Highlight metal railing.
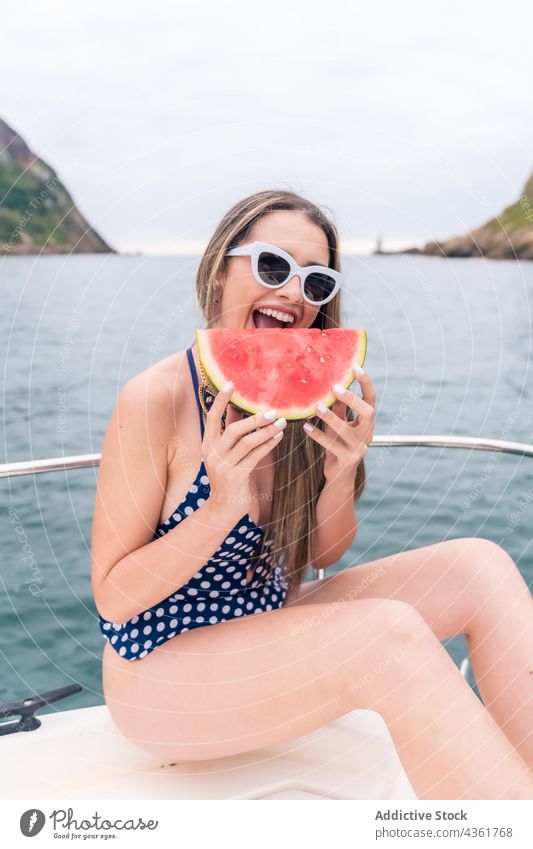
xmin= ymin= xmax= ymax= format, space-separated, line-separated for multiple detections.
xmin=2 ymin=434 xmax=532 ymax=681
xmin=2 ymin=435 xmax=532 ymax=482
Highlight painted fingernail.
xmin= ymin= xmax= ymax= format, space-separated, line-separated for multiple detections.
xmin=263 ymin=409 xmax=277 ymax=419
xmin=332 ymin=384 xmax=345 ymax=394
xmin=303 ymin=422 xmax=314 ymax=432
xmin=316 ymin=401 xmax=328 ymax=412
xmin=223 ymin=380 xmax=234 ymax=391
xmin=354 ymin=364 xmax=365 ymax=375
xmin=272 ymin=430 xmax=284 ymax=439
xmin=274 ymin=417 xmax=286 ymax=427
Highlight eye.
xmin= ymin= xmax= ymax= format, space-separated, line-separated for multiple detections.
xmin=257 ymin=251 xmax=290 ymax=285
xmin=303 ymin=272 xmax=337 ymax=303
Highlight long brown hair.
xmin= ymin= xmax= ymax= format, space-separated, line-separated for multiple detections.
xmin=195 ymin=189 xmax=366 ymax=602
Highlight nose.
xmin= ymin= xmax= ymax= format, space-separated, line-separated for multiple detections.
xmin=281 ymin=273 xmax=303 ymax=303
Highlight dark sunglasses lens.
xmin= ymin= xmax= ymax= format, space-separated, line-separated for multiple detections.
xmin=257 ymin=251 xmax=291 ymax=286
xmin=304 ymin=272 xmax=337 ymax=303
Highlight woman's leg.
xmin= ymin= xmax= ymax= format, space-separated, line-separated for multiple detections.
xmin=102 ymin=595 xmax=533 ymax=799
xmin=290 ymin=536 xmax=533 ymax=769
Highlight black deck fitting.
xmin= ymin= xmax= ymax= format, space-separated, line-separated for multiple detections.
xmin=0 ymin=683 xmax=83 ymax=736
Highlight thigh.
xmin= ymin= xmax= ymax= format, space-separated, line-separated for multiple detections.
xmin=291 ymin=537 xmax=497 ymax=641
xmin=102 ymin=595 xmax=430 ymax=762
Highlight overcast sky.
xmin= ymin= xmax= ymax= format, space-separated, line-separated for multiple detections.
xmin=2 ymin=0 xmax=532 ymax=254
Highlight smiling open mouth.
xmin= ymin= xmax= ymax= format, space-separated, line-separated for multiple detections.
xmin=251 ymin=307 xmax=295 ymax=328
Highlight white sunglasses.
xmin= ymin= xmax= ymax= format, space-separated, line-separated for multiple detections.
xmin=225 ymin=240 xmax=343 ymax=305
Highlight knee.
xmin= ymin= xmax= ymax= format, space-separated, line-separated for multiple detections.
xmin=447 ymin=537 xmax=517 ymax=583
xmin=366 ymin=598 xmax=436 ymax=652
xmin=343 ymin=600 xmax=438 ymax=702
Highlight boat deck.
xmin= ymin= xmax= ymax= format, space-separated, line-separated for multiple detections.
xmin=4 ymin=434 xmax=532 ymax=800
xmin=1 ymin=705 xmax=416 ymax=800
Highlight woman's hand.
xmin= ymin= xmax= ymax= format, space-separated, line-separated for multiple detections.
xmin=302 ymin=364 xmax=376 ymax=483
xmin=203 ymin=382 xmax=287 ymax=522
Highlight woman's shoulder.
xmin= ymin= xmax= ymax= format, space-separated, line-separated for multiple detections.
xmin=126 ymin=349 xmax=187 ymax=392
xmin=120 ymin=350 xmax=189 ymax=436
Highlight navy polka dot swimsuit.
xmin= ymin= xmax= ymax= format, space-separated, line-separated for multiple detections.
xmin=98 ymin=345 xmax=289 ymax=661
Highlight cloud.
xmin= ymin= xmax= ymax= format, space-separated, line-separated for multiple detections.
xmin=2 ymin=0 xmax=532 ymax=253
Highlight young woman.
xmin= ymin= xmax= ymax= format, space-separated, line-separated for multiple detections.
xmin=91 ymin=189 xmax=533 ymax=800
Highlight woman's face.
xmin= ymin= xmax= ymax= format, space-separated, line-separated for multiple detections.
xmin=215 ymin=210 xmax=331 ymax=330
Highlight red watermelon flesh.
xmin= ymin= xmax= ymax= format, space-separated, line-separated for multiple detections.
xmin=196 ymin=328 xmax=367 ymax=420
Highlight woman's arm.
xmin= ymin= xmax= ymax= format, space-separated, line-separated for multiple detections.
xmin=91 ymin=374 xmax=242 ymax=623
xmin=97 ymin=498 xmax=241 ymax=622
xmin=312 ymin=472 xmax=358 ymax=570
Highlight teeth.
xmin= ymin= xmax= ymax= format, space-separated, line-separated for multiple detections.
xmin=256 ymin=307 xmax=295 ymax=324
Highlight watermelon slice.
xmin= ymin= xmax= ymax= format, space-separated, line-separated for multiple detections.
xmin=196 ymin=327 xmax=367 ymax=420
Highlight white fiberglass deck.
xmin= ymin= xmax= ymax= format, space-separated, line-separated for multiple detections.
xmin=1 ymin=704 xmax=416 ymax=800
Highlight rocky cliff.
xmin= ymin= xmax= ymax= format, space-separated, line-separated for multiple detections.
xmin=0 ymin=118 xmax=114 ymax=255
xmin=401 ymin=170 xmax=533 ymax=260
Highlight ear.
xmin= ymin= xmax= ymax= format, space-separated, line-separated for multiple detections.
xmin=214 ymin=276 xmax=226 ymax=295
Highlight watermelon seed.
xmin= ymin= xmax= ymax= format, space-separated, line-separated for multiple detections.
xmin=319 ymin=357 xmax=325 ymax=363
xmin=301 ymin=378 xmax=307 ymax=383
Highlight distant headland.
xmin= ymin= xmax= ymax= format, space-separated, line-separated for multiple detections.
xmin=0 ymin=117 xmax=114 ymax=255
xmin=378 ymin=169 xmax=533 ymax=261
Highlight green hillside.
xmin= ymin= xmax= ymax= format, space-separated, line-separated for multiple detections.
xmin=484 ymin=174 xmax=533 ymax=231
xmin=0 ymin=118 xmax=113 ymax=254
xmin=402 ymin=168 xmax=533 ymax=260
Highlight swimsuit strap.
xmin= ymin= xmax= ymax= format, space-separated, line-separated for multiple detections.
xmin=186 ymin=346 xmax=205 ymax=439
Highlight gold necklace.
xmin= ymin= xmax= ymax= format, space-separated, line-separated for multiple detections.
xmin=197 ymin=355 xmax=227 ymax=432
xmin=197 ymin=357 xmax=215 ymax=415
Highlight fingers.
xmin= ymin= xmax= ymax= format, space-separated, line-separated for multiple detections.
xmin=317 ymin=391 xmax=373 ymax=435
xmin=204 ymin=381 xmax=287 ymax=465
xmin=221 ymin=405 xmax=284 ymax=451
xmin=204 ymin=379 xmax=235 ymax=446
xmin=331 ymin=398 xmax=348 ymax=421
xmin=228 ymin=417 xmax=287 ymax=465
xmin=309 ymin=366 xmax=376 ymax=451
xmin=225 ymin=402 xmax=244 ymax=429
xmin=312 ymin=394 xmax=354 ymax=437
xmin=235 ymin=421 xmax=286 ymax=469
xmin=351 ymin=364 xmax=376 ymax=408
xmin=303 ymin=418 xmax=370 ymax=462
xmin=328 ymin=369 xmax=376 ymax=423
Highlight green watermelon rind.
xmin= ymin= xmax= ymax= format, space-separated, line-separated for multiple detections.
xmin=196 ymin=328 xmax=367 ymax=420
